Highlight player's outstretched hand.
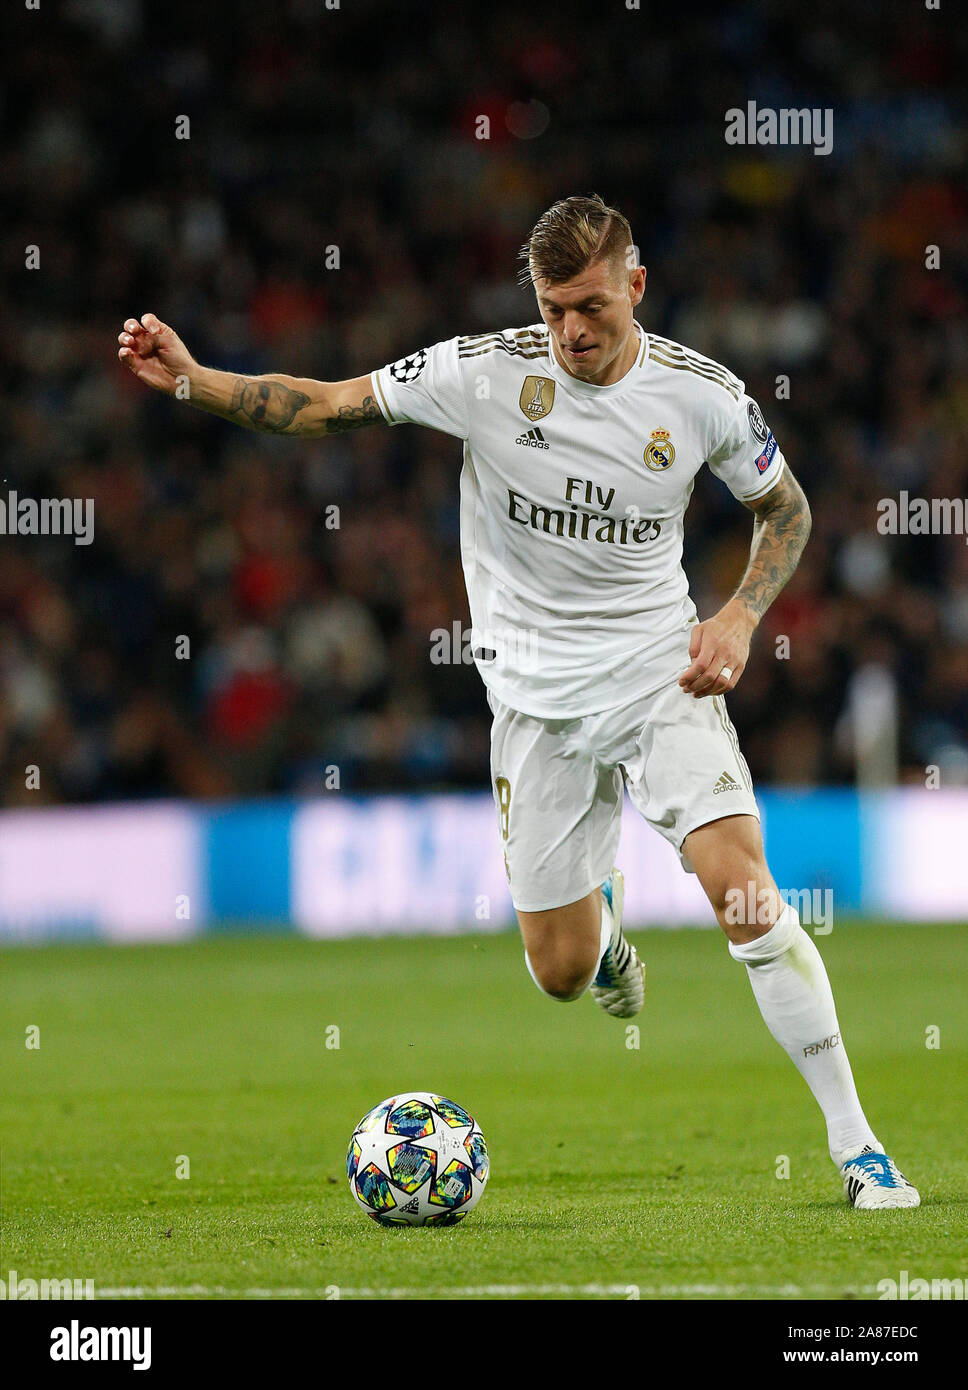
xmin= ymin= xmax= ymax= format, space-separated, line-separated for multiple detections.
xmin=117 ymin=314 xmax=195 ymax=394
xmin=678 ymin=599 xmax=756 ymax=698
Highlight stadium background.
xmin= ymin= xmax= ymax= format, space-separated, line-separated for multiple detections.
xmin=4 ymin=0 xmax=968 ymax=1312
xmin=2 ymin=0 xmax=967 ymax=935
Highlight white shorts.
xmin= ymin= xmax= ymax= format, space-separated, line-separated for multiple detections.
xmin=488 ymin=677 xmax=760 ymax=912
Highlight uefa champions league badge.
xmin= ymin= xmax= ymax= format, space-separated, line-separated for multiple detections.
xmin=644 ymin=428 xmax=676 ymax=471
xmin=389 ymin=348 xmax=428 ymax=383
xmin=747 ymin=399 xmax=769 ymax=443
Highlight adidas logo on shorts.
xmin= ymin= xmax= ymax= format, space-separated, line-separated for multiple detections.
xmin=713 ymin=771 xmax=741 ymax=794
xmin=515 ymin=426 xmax=549 ymax=449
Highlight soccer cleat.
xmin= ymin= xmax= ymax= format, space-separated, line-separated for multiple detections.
xmin=840 ymin=1145 xmax=921 ymax=1210
xmin=590 ymin=868 xmax=645 ymax=1019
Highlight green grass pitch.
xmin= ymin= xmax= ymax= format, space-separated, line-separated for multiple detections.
xmin=2 ymin=923 xmax=966 ymax=1300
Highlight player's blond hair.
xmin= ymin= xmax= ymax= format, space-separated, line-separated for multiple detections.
xmin=519 ymin=194 xmax=634 ymax=287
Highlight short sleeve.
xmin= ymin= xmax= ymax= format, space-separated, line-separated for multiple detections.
xmin=707 ymin=394 xmax=786 ymax=502
xmin=371 ymin=337 xmax=469 ymax=441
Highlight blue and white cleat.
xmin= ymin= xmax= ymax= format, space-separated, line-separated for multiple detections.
xmin=590 ymin=868 xmax=645 ymax=1019
xmin=841 ymin=1145 xmax=921 ymax=1210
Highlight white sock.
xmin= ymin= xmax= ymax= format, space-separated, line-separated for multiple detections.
xmin=524 ymin=894 xmax=612 ymax=996
xmin=729 ymin=905 xmax=879 ymax=1165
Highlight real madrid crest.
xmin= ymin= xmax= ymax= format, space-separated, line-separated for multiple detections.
xmin=644 ymin=428 xmax=676 ymax=471
xmin=519 ymin=376 xmax=556 ymax=422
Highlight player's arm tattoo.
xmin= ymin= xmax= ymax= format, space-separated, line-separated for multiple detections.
xmin=322 ymin=396 xmax=384 ymax=434
xmin=734 ymin=467 xmax=812 ymax=623
xmin=228 ymin=377 xmax=312 ymax=434
xmin=225 ymin=377 xmax=385 ymax=436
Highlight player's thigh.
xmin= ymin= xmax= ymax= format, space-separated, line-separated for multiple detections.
xmin=622 ymin=683 xmax=761 ymax=882
xmin=488 ymin=695 xmax=622 ymax=916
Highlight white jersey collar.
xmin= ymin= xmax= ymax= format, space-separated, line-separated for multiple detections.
xmin=545 ymin=320 xmax=649 ymax=398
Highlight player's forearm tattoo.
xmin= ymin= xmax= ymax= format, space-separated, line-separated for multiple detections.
xmin=322 ymin=396 xmax=384 ymax=434
xmin=228 ymin=378 xmax=312 ymax=434
xmin=734 ymin=471 xmax=812 ymax=622
xmin=225 ymin=379 xmax=383 ymax=435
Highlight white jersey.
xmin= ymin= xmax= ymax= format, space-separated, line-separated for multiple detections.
xmin=371 ymin=323 xmax=786 ymax=719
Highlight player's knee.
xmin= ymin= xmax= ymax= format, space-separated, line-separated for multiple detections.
xmin=708 ymin=855 xmax=779 ymax=942
xmin=544 ymin=971 xmax=593 ymax=1002
xmin=688 ymin=827 xmax=775 ymax=939
xmin=529 ymin=950 xmax=597 ymax=1001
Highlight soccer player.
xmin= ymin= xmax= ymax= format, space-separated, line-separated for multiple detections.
xmin=118 ymin=194 xmax=918 ymax=1210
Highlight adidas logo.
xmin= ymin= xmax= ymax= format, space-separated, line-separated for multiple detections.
xmin=712 ymin=771 xmax=741 ymax=794
xmin=400 ymin=1196 xmax=420 ymax=1214
xmin=515 ymin=426 xmax=550 ymax=449
xmin=845 ymin=1150 xmax=884 ymax=1206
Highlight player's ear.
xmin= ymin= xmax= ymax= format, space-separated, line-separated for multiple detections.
xmin=629 ymin=265 xmax=646 ymax=307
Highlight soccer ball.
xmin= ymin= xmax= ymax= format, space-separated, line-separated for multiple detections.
xmin=346 ymin=1092 xmax=489 ymax=1226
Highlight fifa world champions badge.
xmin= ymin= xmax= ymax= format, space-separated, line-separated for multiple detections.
xmin=644 ymin=428 xmax=676 ymax=471
xmin=519 ymin=376 xmax=555 ymax=421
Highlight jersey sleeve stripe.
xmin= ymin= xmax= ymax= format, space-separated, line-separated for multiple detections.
xmin=460 ymin=326 xmax=547 ymax=343
xmin=648 ymin=335 xmax=743 ymax=395
xmin=458 ymin=327 xmax=548 ymax=358
xmin=740 ymin=457 xmax=786 ymax=500
xmin=457 ymin=343 xmax=548 ymax=361
xmin=459 ymin=331 xmax=509 ymax=350
xmin=371 ymin=369 xmax=396 ymax=423
xmin=648 ymin=347 xmax=742 ymax=400
xmin=649 ymin=339 xmax=742 ymax=391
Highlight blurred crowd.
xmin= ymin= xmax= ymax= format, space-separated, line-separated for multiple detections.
xmin=2 ymin=0 xmax=967 ymax=803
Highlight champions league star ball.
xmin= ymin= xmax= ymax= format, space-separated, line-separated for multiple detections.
xmin=346 ymin=1092 xmax=489 ymax=1226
